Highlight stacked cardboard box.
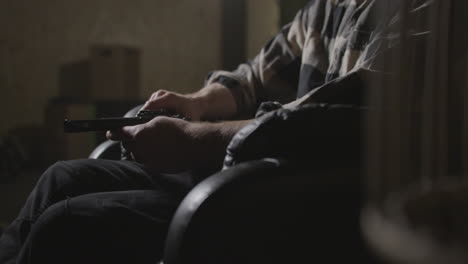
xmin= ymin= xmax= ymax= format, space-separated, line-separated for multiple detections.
xmin=90 ymin=45 xmax=140 ymax=101
xmin=45 ymin=44 xmax=141 ymax=162
xmin=59 ymin=45 xmax=140 ymax=101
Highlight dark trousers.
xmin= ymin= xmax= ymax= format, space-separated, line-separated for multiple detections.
xmin=0 ymin=159 xmax=196 ymax=264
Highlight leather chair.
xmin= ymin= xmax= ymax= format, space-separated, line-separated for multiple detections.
xmin=89 ymin=106 xmax=376 ymax=263
xmin=164 ymin=160 xmax=374 ymax=264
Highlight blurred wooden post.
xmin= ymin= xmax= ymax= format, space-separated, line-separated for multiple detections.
xmin=222 ymin=0 xmax=246 ymax=70
xmin=465 ymin=49 xmax=468 ymax=180
xmin=246 ymin=0 xmax=280 ymax=60
xmin=363 ymin=0 xmax=468 ymax=262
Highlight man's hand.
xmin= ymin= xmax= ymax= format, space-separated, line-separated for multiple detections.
xmin=107 ymin=117 xmax=197 ymax=173
xmin=106 ymin=83 xmax=247 ymax=173
xmin=141 ymin=90 xmax=204 ymax=121
xmin=141 ymin=83 xmax=238 ymax=121
xmin=107 ymin=116 xmax=251 ymax=173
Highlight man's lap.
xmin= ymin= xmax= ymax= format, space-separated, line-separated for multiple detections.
xmin=1 ymin=158 xmax=200 ymax=264
xmin=19 ymin=189 xmax=185 ymax=263
xmin=38 ymin=158 xmax=197 ymax=199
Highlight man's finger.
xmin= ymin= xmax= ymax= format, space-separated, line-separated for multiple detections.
xmin=150 ymin=90 xmax=167 ymax=100
xmin=142 ymin=93 xmax=176 ymax=111
xmin=142 ymin=91 xmax=170 ymax=110
xmin=120 ymin=125 xmax=141 ymax=138
xmin=106 ymin=129 xmax=123 ymax=141
xmin=106 ymin=125 xmax=139 ymax=141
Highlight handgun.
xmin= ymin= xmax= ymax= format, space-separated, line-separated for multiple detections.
xmin=64 ymin=110 xmax=187 ymax=133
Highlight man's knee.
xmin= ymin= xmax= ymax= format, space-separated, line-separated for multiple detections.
xmin=38 ymin=160 xmax=81 ymax=188
xmin=38 ymin=159 xmax=101 ymax=189
xmin=45 ymin=159 xmax=93 ymax=175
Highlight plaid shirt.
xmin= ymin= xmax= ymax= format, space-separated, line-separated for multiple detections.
xmin=206 ymin=0 xmax=408 ymax=118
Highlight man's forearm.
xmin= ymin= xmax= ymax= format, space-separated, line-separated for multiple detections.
xmin=188 ymin=83 xmax=238 ymax=121
xmin=187 ymin=119 xmax=252 ymax=171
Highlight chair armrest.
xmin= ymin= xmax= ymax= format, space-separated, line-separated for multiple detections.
xmin=88 ymin=140 xmax=120 ymax=160
xmin=164 ymin=159 xmax=281 ymax=264
xmin=163 ymin=159 xmax=368 ymax=264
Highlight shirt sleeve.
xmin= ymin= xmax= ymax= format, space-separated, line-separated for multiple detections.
xmin=205 ymin=4 xmax=311 ymax=118
xmin=286 ymin=0 xmax=413 ymax=109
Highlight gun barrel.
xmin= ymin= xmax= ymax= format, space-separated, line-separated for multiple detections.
xmin=64 ymin=117 xmax=151 ymax=133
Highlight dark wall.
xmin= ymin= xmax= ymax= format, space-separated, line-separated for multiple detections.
xmin=280 ymin=0 xmax=310 ymax=26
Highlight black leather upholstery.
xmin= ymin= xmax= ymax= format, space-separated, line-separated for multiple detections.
xmin=163 ymin=159 xmax=370 ymax=264
xmin=88 ymin=140 xmax=120 ymax=160
xmin=224 ymin=104 xmax=364 ymax=169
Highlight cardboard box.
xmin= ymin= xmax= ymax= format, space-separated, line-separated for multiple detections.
xmin=90 ymin=45 xmax=141 ymax=100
